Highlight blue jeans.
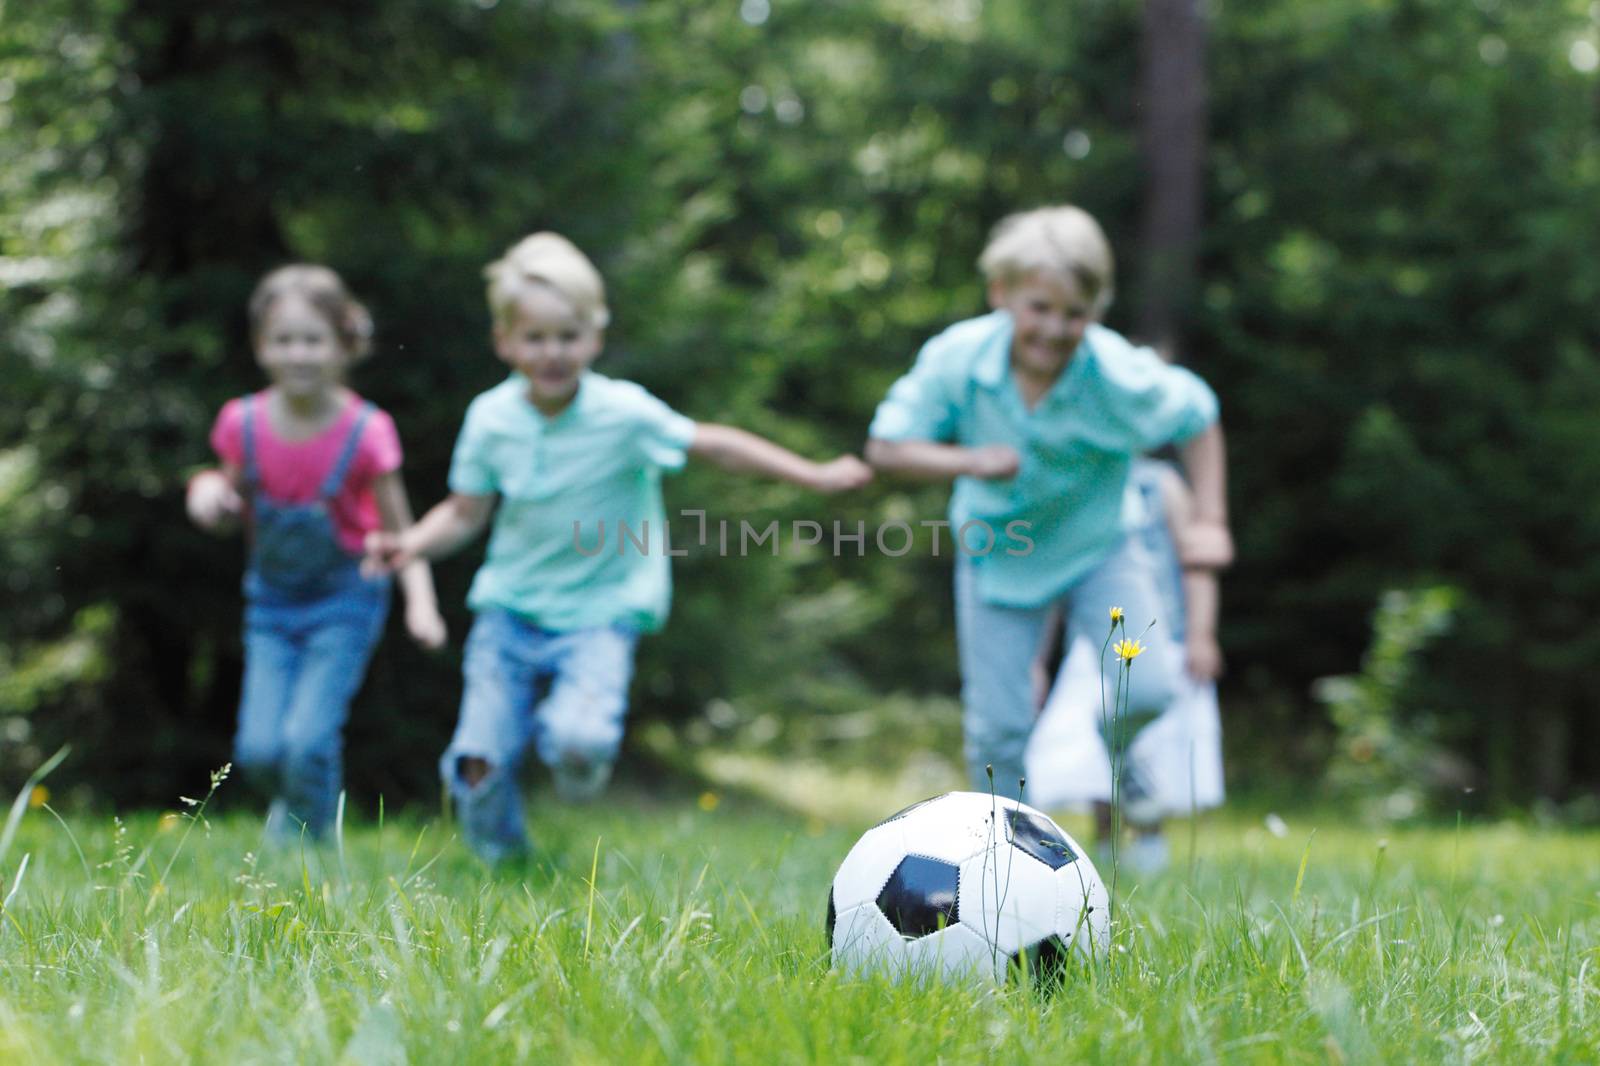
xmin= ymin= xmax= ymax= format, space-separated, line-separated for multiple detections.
xmin=234 ymin=563 xmax=390 ymax=837
xmin=441 ymin=609 xmax=638 ymax=862
xmin=955 ymin=535 xmax=1183 ymax=801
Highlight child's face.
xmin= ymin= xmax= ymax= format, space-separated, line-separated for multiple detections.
xmin=494 ymin=284 xmax=603 ymax=414
xmin=988 ymin=270 xmax=1094 ymax=381
xmin=255 ymin=293 xmax=352 ymax=400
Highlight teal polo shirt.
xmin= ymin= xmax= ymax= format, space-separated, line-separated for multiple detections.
xmin=448 ymin=371 xmax=697 ymax=632
xmin=868 ymin=312 xmax=1218 ymax=609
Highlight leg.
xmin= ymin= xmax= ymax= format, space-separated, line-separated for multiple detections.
xmin=441 ymin=611 xmax=541 ymax=862
xmin=233 ymin=606 xmax=301 ymax=802
xmin=1066 ymin=536 xmax=1185 ymax=863
xmin=1126 ymin=676 xmax=1225 ymax=817
xmin=1092 ymin=801 xmax=1114 ymax=844
xmin=1064 ymin=535 xmax=1185 ymax=730
xmin=954 ymin=560 xmax=1050 ymax=801
xmin=278 ymin=584 xmax=389 ymax=837
xmin=1025 ymin=635 xmax=1113 ymax=809
xmin=532 ymin=625 xmax=638 ymax=801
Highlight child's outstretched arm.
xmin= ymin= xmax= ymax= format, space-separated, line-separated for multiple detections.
xmin=365 ymin=492 xmax=496 ymax=573
xmin=186 ymin=466 xmax=244 ymax=533
xmin=689 ymin=424 xmax=873 ymax=493
xmin=1176 ymin=422 xmax=1233 ymax=570
xmin=864 ymin=438 xmax=1019 ymax=482
xmin=372 ymin=472 xmax=449 ymax=650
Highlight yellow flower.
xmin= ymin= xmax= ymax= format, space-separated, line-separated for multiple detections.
xmin=698 ymin=791 xmax=720 ymax=812
xmin=1112 ymin=638 xmax=1146 ymax=662
xmin=158 ymin=811 xmax=182 ymax=833
xmin=1109 ymin=606 xmax=1124 ymax=624
xmin=27 ymin=785 xmax=49 ymax=809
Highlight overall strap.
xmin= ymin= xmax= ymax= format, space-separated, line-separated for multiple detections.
xmin=319 ymin=401 xmax=377 ymax=499
xmin=240 ymin=395 xmax=262 ymax=489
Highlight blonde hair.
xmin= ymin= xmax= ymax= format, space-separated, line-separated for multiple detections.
xmin=248 ymin=264 xmax=374 ymax=359
xmin=978 ymin=205 xmax=1115 ymax=316
xmin=485 ymin=232 xmax=610 ymax=330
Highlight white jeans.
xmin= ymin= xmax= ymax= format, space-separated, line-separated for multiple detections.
xmin=954 ymin=536 xmax=1183 ymax=802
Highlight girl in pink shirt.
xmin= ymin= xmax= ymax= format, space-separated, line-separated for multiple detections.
xmin=185 ymin=264 xmax=445 ymax=838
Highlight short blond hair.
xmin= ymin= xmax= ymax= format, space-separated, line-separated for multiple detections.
xmin=978 ymin=205 xmax=1115 ymax=316
xmin=485 ymin=232 xmax=610 ymax=330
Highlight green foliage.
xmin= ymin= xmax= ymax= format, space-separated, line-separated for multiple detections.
xmin=5 ymin=0 xmax=1600 ymax=804
xmin=1316 ymin=586 xmax=1459 ymax=821
xmin=1 ymin=790 xmax=1599 ymax=1061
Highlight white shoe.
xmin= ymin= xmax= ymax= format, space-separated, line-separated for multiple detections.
xmin=553 ymin=758 xmax=613 ymax=802
xmin=264 ymin=797 xmax=293 ymax=839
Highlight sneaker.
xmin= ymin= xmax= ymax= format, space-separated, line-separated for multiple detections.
xmin=552 ymin=757 xmax=613 ymax=803
xmin=1125 ymin=832 xmax=1170 ymax=876
xmin=263 ymin=797 xmax=293 ymax=840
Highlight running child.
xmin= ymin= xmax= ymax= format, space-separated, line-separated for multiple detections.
xmin=366 ymin=232 xmax=871 ymax=863
xmin=865 ymin=204 xmax=1231 ymax=802
xmin=186 ymin=264 xmax=446 ymax=838
xmin=1025 ymin=458 xmax=1227 ymax=873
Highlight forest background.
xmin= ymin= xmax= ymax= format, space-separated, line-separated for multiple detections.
xmin=5 ymin=0 xmax=1600 ymax=818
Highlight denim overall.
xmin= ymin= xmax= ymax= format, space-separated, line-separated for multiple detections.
xmin=232 ymin=395 xmax=390 ymax=837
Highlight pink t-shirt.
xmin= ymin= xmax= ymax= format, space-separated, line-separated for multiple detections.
xmin=210 ymin=390 xmax=403 ymax=556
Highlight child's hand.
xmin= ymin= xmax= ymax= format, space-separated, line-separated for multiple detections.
xmin=186 ymin=470 xmax=242 ymax=532
xmin=809 ymin=455 xmax=874 ymax=494
xmin=1178 ymin=520 xmax=1234 ymax=570
xmin=362 ymin=530 xmax=412 ymax=577
xmin=965 ymin=445 xmax=1021 ymax=480
xmin=1185 ymin=630 xmax=1225 ymax=681
xmin=405 ymin=602 xmax=449 ymax=651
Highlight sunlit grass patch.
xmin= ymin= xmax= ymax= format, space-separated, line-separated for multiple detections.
xmin=0 ymin=784 xmax=1596 ymax=1063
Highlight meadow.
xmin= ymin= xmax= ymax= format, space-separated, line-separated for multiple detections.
xmin=0 ymin=772 xmax=1597 ymax=1065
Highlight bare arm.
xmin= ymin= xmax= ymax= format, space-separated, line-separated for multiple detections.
xmin=1158 ymin=464 xmax=1224 ymax=681
xmin=864 ymin=438 xmax=1019 ymax=482
xmin=1176 ymin=421 xmax=1233 ymax=569
xmin=372 ymin=471 xmax=447 ymax=650
xmin=1180 ymin=568 xmax=1223 ymax=681
xmin=690 ymin=423 xmax=872 ymax=493
xmin=367 ymin=491 xmax=496 ymax=572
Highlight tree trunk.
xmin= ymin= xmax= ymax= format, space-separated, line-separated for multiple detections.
xmin=1136 ymin=0 xmax=1208 ymax=355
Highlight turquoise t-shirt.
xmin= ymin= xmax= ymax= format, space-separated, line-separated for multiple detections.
xmin=868 ymin=312 xmax=1218 ymax=609
xmin=448 ymin=371 xmax=697 ymax=632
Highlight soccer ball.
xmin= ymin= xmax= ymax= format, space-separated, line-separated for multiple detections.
xmin=826 ymin=791 xmax=1109 ymax=985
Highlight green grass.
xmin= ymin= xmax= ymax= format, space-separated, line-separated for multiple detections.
xmin=1 ymin=781 xmax=1598 ymax=1064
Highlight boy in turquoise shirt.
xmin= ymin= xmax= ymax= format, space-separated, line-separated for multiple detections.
xmin=370 ymin=232 xmax=870 ymax=862
xmin=867 ymin=204 xmax=1231 ymax=800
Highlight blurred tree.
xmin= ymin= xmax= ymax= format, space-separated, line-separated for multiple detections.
xmin=5 ymin=0 xmax=1600 ymax=808
xmin=1136 ymin=0 xmax=1207 ymax=352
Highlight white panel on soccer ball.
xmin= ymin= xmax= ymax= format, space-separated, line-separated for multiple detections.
xmin=900 ymin=920 xmax=1007 ymax=985
xmin=896 ymin=793 xmax=996 ymax=866
xmin=831 ymin=902 xmax=908 ymax=978
xmin=829 ymin=821 xmax=907 ymax=912
xmin=1054 ymin=860 xmax=1111 ymax=958
xmin=1054 ymin=863 xmax=1110 ymax=959
xmin=955 ymin=848 xmax=1060 ymax=957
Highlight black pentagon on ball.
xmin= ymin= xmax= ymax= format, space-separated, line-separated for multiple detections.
xmin=1009 ymin=934 xmax=1073 ymax=989
xmin=826 ymin=887 xmax=837 ymax=950
xmin=876 ymin=854 xmax=960 ymax=937
xmin=1006 ymin=808 xmax=1077 ymax=870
